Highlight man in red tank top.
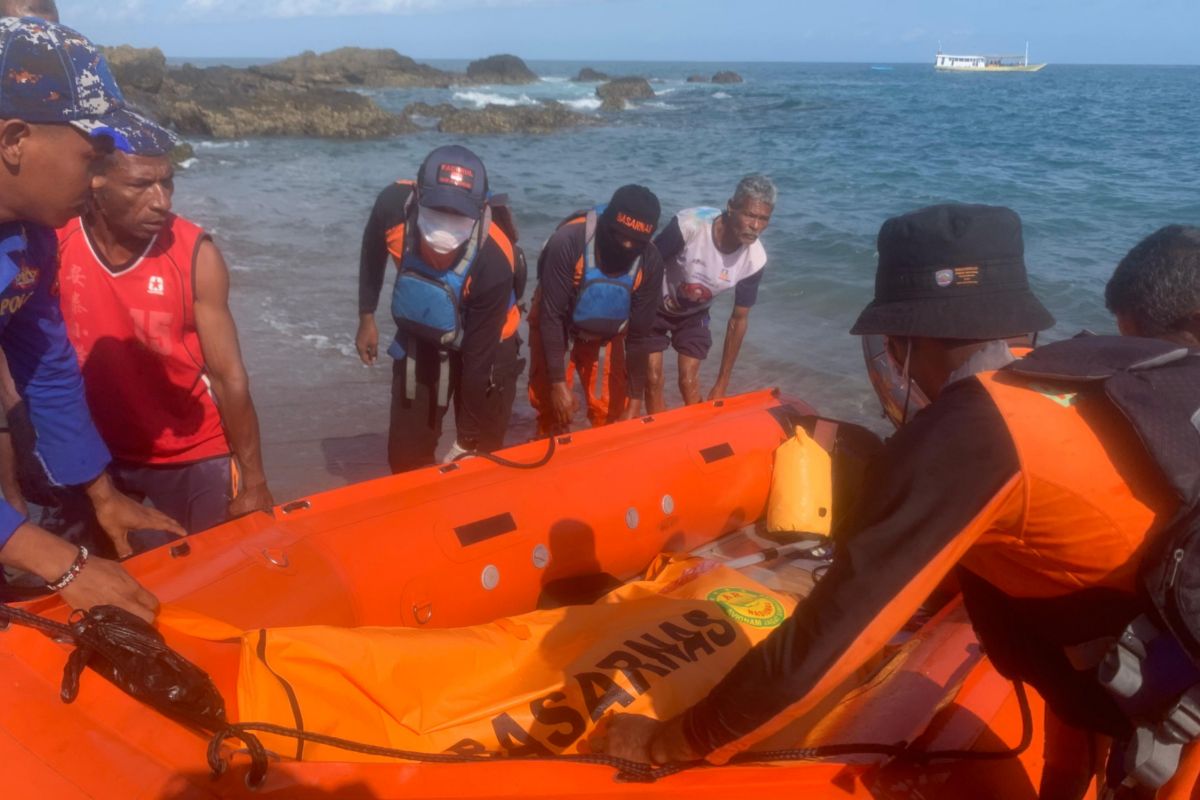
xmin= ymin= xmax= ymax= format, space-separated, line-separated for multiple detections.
xmin=53 ymin=132 xmax=273 ymax=550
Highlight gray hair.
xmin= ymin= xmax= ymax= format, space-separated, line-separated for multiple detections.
xmin=731 ymin=174 xmax=777 ymax=209
xmin=1105 ymin=225 xmax=1200 ymax=336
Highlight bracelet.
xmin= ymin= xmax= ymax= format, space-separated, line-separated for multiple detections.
xmin=45 ymin=545 xmax=89 ymax=592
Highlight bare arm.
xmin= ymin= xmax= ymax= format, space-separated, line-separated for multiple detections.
xmin=193 ymin=239 xmax=273 ymax=517
xmin=708 ymin=305 xmax=750 ymax=400
xmin=1 ymin=522 xmax=159 ymax=622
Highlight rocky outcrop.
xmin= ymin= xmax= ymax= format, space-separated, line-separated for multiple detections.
xmin=251 ymin=47 xmax=455 ymax=88
xmin=403 ymin=102 xmax=459 ymax=119
xmin=596 ymin=77 xmax=655 ymax=112
xmin=169 ymin=142 xmax=195 ymax=165
xmin=711 ymin=70 xmax=744 ymax=84
xmin=436 ymin=101 xmax=597 ymax=135
xmin=103 ymin=45 xmax=603 ymax=140
xmin=573 ymin=67 xmax=609 ymax=82
xmin=465 ymin=54 xmax=538 ymax=85
xmin=102 ymin=45 xmax=167 ymax=93
xmin=116 ymin=62 xmax=414 ymax=139
xmin=686 ymin=74 xmax=708 ymax=83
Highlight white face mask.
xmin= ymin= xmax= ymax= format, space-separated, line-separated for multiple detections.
xmin=417 ymin=207 xmax=476 ymax=254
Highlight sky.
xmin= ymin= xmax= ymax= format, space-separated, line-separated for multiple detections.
xmin=57 ymin=0 xmax=1200 ymax=64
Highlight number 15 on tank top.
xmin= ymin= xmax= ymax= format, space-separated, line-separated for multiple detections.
xmin=129 ymin=308 xmax=174 ymax=356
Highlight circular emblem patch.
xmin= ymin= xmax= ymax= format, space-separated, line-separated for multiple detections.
xmin=934 ymin=268 xmax=954 ymax=288
xmin=707 ymin=587 xmax=786 ymax=628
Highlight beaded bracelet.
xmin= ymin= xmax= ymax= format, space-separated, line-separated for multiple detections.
xmin=45 ymin=545 xmax=89 ymax=592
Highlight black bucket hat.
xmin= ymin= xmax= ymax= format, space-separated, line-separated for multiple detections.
xmin=850 ymin=203 xmax=1054 ymax=339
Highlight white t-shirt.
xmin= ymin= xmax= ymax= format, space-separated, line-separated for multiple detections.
xmin=660 ymin=207 xmax=767 ymax=317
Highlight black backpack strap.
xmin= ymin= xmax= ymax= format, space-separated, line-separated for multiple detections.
xmin=1003 ymin=334 xmax=1190 ymax=383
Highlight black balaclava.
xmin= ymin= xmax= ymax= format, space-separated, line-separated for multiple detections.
xmin=596 ymin=184 xmax=660 ymax=273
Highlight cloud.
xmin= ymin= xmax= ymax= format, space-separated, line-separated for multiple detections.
xmin=63 ymin=0 xmax=578 ymax=21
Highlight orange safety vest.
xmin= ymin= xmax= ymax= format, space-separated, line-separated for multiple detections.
xmin=964 ymin=370 xmax=1178 ymax=599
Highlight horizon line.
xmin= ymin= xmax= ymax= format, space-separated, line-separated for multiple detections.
xmin=159 ymin=54 xmax=1200 ymax=68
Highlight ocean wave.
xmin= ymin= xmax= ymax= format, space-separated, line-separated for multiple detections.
xmin=302 ymin=334 xmax=357 ymax=358
xmin=563 ymin=97 xmax=602 ymax=111
xmin=637 ymin=101 xmax=675 ymax=110
xmin=262 ymin=305 xmax=357 ymax=357
xmin=656 ymin=87 xmax=678 ymax=96
xmin=177 ymin=157 xmax=199 ymax=170
xmin=195 ymin=140 xmax=250 ymax=149
xmin=540 ymin=76 xmax=569 ymax=83
xmin=452 ymin=90 xmax=536 ymax=108
xmin=713 ymin=92 xmax=732 ymax=99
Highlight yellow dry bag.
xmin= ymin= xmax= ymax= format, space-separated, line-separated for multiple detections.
xmin=766 ymin=425 xmax=833 ymax=537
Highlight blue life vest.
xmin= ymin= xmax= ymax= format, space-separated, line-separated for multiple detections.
xmin=570 ymin=207 xmax=642 ymax=340
xmin=389 ymin=205 xmax=491 ymax=355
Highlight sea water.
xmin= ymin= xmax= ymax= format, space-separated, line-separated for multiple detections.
xmin=169 ymin=60 xmax=1200 ymax=499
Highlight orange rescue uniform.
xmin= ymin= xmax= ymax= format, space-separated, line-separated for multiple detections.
xmin=678 ymin=365 xmax=1183 ymax=796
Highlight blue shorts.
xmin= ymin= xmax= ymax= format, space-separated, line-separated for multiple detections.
xmin=645 ymin=310 xmax=713 ymax=360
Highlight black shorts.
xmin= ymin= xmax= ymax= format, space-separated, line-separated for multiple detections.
xmin=646 ymin=310 xmax=713 ymax=360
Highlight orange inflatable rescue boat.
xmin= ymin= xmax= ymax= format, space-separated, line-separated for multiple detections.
xmin=0 ymin=389 xmax=1101 ymax=798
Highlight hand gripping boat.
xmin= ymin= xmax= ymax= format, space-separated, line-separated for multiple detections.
xmin=1 ymin=389 xmax=1083 ymax=799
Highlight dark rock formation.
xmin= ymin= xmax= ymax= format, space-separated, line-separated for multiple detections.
xmin=437 ymin=101 xmax=597 ymax=135
xmin=169 ymin=142 xmax=195 ymax=165
xmin=102 ymin=45 xmax=167 ymax=93
xmin=115 ymin=61 xmax=414 ymax=140
xmin=403 ymin=102 xmax=459 ymax=119
xmin=573 ymin=67 xmax=609 ymax=82
xmin=686 ymin=74 xmax=708 ymax=83
xmin=103 ymin=45 xmax=601 ymax=140
xmin=465 ymin=54 xmax=538 ymax=85
xmin=595 ymin=77 xmax=655 ymax=112
xmin=711 ymin=71 xmax=744 ymax=84
xmin=252 ymin=47 xmax=455 ymax=88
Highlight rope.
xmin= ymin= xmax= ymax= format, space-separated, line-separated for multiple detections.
xmin=207 ymin=682 xmax=1033 ymax=787
xmin=469 ymin=434 xmax=557 ymax=470
xmin=207 ymin=722 xmax=691 ymax=787
xmin=0 ymin=602 xmax=75 ymax=640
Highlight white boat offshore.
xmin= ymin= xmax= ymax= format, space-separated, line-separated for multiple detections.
xmin=935 ymin=42 xmax=1046 ymax=72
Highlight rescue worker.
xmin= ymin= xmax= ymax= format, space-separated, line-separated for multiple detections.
xmin=356 ymin=145 xmax=522 ymax=472
xmin=51 ymin=124 xmax=273 ymax=551
xmin=1106 ymin=225 xmax=1200 ymax=347
xmin=645 ymin=175 xmax=775 ymax=412
xmin=0 ymin=0 xmax=58 ymax=513
xmin=0 ymin=18 xmax=185 ymax=620
xmin=593 ymin=204 xmax=1196 ymax=798
xmin=527 ymin=185 xmax=663 ymax=434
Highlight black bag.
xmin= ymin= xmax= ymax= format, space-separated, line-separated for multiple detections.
xmin=61 ymin=605 xmax=227 ymax=732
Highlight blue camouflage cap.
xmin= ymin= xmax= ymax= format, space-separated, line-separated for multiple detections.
xmin=0 ymin=17 xmax=177 ymax=155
